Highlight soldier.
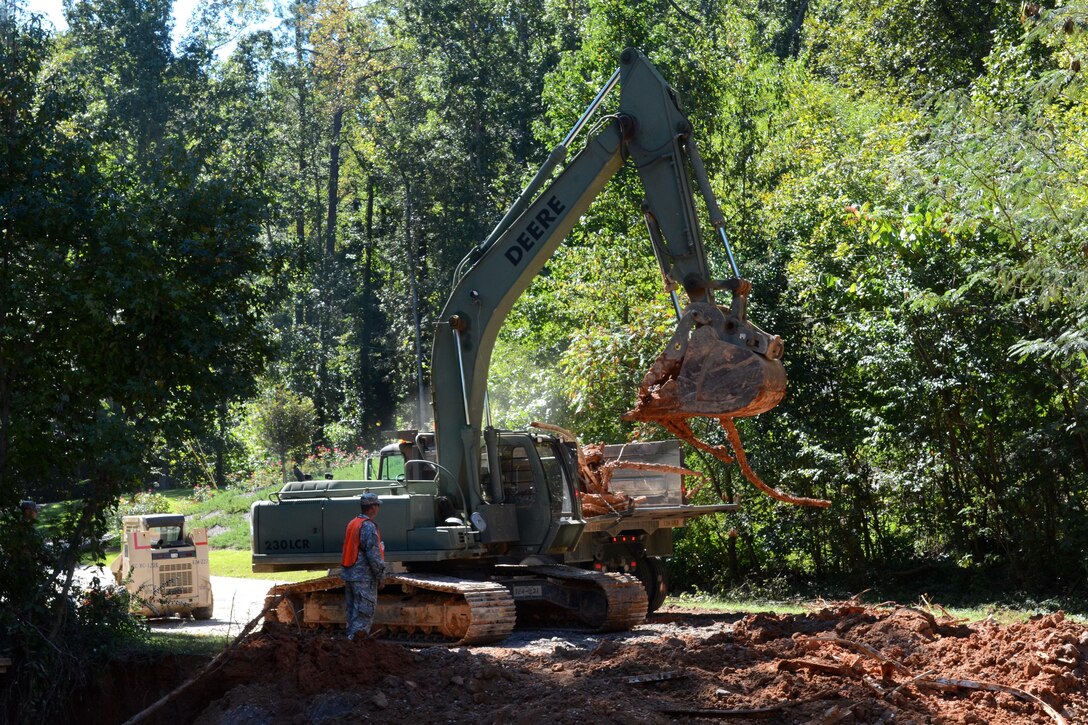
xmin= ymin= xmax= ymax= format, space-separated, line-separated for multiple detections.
xmin=19 ymin=500 xmax=39 ymax=523
xmin=340 ymin=492 xmax=385 ymax=640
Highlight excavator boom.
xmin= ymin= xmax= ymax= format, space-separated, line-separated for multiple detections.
xmin=432 ymin=49 xmax=787 ymax=515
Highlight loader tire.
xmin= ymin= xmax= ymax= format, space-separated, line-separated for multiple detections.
xmin=192 ymin=593 xmax=214 ymax=620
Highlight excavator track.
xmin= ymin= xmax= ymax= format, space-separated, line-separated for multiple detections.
xmin=500 ymin=565 xmax=649 ymax=632
xmin=264 ymin=574 xmax=516 ymax=646
xmin=264 ymin=566 xmax=647 ymax=646
xmin=378 ymin=573 xmax=516 ymax=646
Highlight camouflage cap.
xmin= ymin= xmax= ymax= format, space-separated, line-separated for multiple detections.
xmin=359 ymin=492 xmax=381 ymax=508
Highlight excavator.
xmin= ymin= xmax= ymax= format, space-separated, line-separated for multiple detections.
xmin=252 ymin=48 xmax=791 ymax=645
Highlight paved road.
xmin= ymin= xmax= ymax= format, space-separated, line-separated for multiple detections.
xmin=77 ymin=566 xmax=283 ymax=638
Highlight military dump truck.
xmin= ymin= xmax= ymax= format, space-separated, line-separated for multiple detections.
xmin=111 ymin=514 xmax=214 ymax=619
xmin=251 ymin=48 xmax=785 ymax=646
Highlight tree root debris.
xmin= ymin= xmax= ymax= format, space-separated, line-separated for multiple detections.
xmin=89 ymin=599 xmax=1088 ymax=725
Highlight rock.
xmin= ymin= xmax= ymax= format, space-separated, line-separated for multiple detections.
xmin=307 ymin=693 xmax=359 ymax=721
xmin=371 ymin=691 xmax=388 ymax=710
xmin=551 ymin=663 xmax=564 ymax=672
xmin=450 ymin=675 xmax=465 ymax=686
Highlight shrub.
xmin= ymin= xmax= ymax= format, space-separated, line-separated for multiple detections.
xmin=189 ymin=484 xmax=214 ymax=503
xmin=110 ymin=491 xmax=172 ymax=532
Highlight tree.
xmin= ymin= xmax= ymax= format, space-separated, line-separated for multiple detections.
xmin=0 ymin=3 xmax=278 ymax=718
xmin=250 ymin=385 xmax=317 ymax=481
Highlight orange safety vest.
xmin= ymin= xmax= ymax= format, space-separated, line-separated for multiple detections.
xmin=341 ymin=515 xmax=385 ymax=568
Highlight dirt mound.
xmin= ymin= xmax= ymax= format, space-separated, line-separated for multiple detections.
xmin=130 ymin=604 xmax=1088 ymax=724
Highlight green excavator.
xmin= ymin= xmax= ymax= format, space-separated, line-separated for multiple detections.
xmin=251 ymin=48 xmax=786 ymax=645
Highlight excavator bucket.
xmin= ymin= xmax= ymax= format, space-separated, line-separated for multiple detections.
xmin=626 ymin=291 xmax=830 ymax=508
xmin=625 ymin=295 xmax=786 ymax=424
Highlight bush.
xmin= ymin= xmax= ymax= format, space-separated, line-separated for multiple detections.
xmin=297 ymin=445 xmax=370 ymax=479
xmin=189 ymin=484 xmax=215 ymax=503
xmin=110 ymin=491 xmax=172 ymax=532
xmin=1 ymin=512 xmax=147 ymax=723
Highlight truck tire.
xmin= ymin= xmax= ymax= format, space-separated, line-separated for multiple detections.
xmin=645 ymin=557 xmax=668 ymax=613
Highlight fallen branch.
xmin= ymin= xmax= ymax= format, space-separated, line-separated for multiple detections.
xmin=920 ymin=594 xmax=967 ymax=625
xmin=797 ymin=635 xmax=1069 ymax=725
xmin=124 ymin=600 xmax=275 ymax=725
xmin=917 ymin=677 xmax=1069 ymax=725
xmin=884 ymin=668 xmax=934 ymax=701
xmin=777 ymin=658 xmax=854 ymax=677
xmin=799 ymin=635 xmax=911 ymax=675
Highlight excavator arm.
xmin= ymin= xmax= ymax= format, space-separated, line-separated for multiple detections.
xmin=431 ymin=48 xmax=793 ymax=513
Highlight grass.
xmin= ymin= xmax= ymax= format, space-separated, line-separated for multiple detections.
xmin=136 ymin=631 xmax=233 ymax=657
xmin=209 ymin=549 xmax=319 ymax=581
xmin=170 ymin=482 xmax=281 ymax=549
xmin=667 ymin=593 xmax=1088 ymax=624
xmin=332 ymin=461 xmax=370 ymax=479
xmin=669 ymin=594 xmax=807 ymax=616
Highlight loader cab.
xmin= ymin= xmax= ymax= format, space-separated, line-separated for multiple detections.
xmin=371 ymin=432 xmax=437 ymax=482
xmin=127 ymin=514 xmax=188 ymax=549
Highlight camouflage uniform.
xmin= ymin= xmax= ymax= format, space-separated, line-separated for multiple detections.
xmin=341 ymin=514 xmax=385 ymax=638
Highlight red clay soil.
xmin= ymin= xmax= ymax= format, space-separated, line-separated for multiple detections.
xmin=128 ymin=603 xmax=1088 ymax=724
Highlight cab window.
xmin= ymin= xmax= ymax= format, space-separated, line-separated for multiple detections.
xmin=500 ymin=445 xmax=534 ymax=503
xmin=380 ymin=453 xmax=405 ymax=480
xmin=151 ymin=525 xmax=184 ymax=548
xmin=535 ymin=442 xmax=570 ymax=514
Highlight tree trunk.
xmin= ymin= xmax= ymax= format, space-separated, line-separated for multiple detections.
xmin=214 ymin=403 xmax=226 ymax=488
xmin=404 ymin=178 xmax=427 ymax=428
xmin=294 ymin=12 xmax=308 ymax=269
xmin=325 ymin=106 xmax=342 ymax=257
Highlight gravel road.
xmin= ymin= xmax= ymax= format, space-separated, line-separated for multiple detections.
xmin=76 ymin=565 xmax=730 ymax=645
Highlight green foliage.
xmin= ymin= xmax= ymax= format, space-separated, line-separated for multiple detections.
xmin=110 ymin=491 xmax=173 ymax=532
xmin=245 ymin=384 xmax=317 ymax=481
xmin=0 ymin=4 xmax=278 ymax=719
xmin=804 ymin=0 xmax=1009 ymax=96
